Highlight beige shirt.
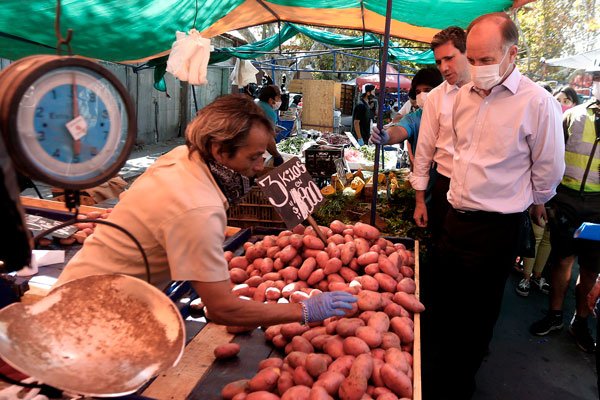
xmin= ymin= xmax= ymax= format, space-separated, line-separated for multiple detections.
xmin=55 ymin=146 xmax=231 ymax=291
xmin=409 ymin=80 xmax=459 ymax=190
xmin=448 ymin=67 xmax=565 ymax=213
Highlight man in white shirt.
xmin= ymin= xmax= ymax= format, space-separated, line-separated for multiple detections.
xmin=409 ymin=26 xmax=470 ymax=242
xmin=428 ymin=13 xmax=565 ymax=400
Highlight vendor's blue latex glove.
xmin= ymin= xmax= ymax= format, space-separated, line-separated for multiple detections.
xmin=273 ymin=155 xmax=284 ymax=166
xmin=370 ymin=125 xmax=389 ymax=145
xmin=357 ymin=138 xmax=365 ymax=146
xmin=301 ymin=291 xmax=357 ymax=323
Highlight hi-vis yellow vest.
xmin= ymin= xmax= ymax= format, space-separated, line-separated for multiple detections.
xmin=562 ymin=102 xmax=600 ymax=193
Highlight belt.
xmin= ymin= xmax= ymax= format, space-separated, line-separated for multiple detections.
xmin=451 ymin=208 xmax=522 ymax=219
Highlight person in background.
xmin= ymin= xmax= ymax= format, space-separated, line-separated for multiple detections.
xmin=515 ymin=213 xmax=552 ymax=296
xmin=256 ymin=85 xmax=285 ymax=166
xmin=289 ymin=94 xmax=303 ymax=135
xmin=554 ymin=85 xmax=581 ymax=113
xmin=369 ymin=67 xmax=443 ymax=167
xmin=54 ymin=94 xmax=356 ymax=328
xmin=429 ymin=13 xmax=564 ymax=399
xmin=530 ymin=68 xmax=600 ymax=354
xmin=352 ymin=84 xmax=375 ymax=145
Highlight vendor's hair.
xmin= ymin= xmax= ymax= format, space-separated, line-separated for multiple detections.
xmin=258 ymin=85 xmax=281 ymax=102
xmin=411 ymin=67 xmax=444 ymax=91
xmin=431 ymin=26 xmax=466 ymax=53
xmin=186 ymin=94 xmax=273 ymax=162
xmin=467 ymin=12 xmax=519 ymax=48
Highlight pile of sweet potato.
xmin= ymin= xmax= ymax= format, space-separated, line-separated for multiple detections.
xmin=219 ymin=221 xmax=422 ymax=400
xmin=37 ymin=209 xmax=112 ymax=247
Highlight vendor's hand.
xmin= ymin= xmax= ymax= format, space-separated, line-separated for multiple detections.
xmin=588 ymin=280 xmax=600 ymax=315
xmin=369 ymin=126 xmax=389 ymax=145
xmin=301 ymin=291 xmax=357 ymax=323
xmin=357 ymin=138 xmax=365 ymax=146
xmin=529 ymin=204 xmax=547 ymax=227
xmin=414 ymin=202 xmax=428 ymax=227
xmin=273 ymin=155 xmax=284 ymax=167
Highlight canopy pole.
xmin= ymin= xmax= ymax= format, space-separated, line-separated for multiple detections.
xmin=370 ymin=0 xmax=393 ymax=226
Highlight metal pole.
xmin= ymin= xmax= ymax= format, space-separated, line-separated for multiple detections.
xmin=371 ymin=0 xmax=393 ymax=226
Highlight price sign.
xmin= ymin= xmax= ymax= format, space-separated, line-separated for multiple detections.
xmin=257 ymin=157 xmax=326 ymax=229
xmin=25 ymin=214 xmax=77 ymax=239
xmin=334 ymin=158 xmax=348 ymax=186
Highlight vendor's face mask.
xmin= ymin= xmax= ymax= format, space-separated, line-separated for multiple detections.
xmin=208 ymin=161 xmax=254 ymax=205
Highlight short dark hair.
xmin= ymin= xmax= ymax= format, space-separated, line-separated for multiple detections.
xmin=553 ymin=86 xmax=581 ymax=105
xmin=411 ymin=67 xmax=444 ymax=92
xmin=431 ymin=26 xmax=466 ymax=53
xmin=363 ymin=84 xmax=376 ymax=95
xmin=467 ymin=12 xmax=519 ymax=48
xmin=186 ymin=94 xmax=273 ymax=162
xmin=258 ymin=85 xmax=281 ymax=102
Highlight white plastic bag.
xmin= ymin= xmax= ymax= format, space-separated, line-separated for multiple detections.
xmin=230 ymin=58 xmax=258 ymax=87
xmin=166 ymin=29 xmax=213 ymax=85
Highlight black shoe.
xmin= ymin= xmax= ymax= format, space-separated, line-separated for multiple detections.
xmin=530 ymin=313 xmax=563 ymax=336
xmin=569 ymin=318 xmax=596 ymax=353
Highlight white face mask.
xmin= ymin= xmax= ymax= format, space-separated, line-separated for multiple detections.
xmin=469 ymin=49 xmax=510 ymax=90
xmin=416 ymin=92 xmax=428 ymax=108
xmin=592 ymin=81 xmax=600 ymax=101
xmin=272 ymin=101 xmax=282 ymax=110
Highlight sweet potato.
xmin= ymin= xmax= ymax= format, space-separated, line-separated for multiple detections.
xmin=392 ymin=292 xmax=425 ymax=313
xmin=304 ymin=235 xmax=326 ymax=250
xmin=293 ymin=224 xmax=306 ymax=235
xmin=327 ymin=274 xmax=345 ymax=285
xmin=327 ymin=234 xmax=345 ymax=245
xmin=298 ymin=257 xmax=317 ymax=281
xmin=307 ymin=269 xmax=326 ymax=286
xmin=371 ymin=358 xmax=385 ymax=388
xmin=396 ymin=278 xmax=416 ymax=294
xmin=281 ymin=385 xmax=311 ymax=400
xmin=327 ymin=355 xmax=355 ymax=376
xmin=357 ymin=251 xmax=379 ymax=266
xmin=293 ymin=366 xmax=314 ymax=387
xmin=311 ymin=334 xmax=333 ymax=351
xmin=340 ymin=242 xmax=357 ymax=265
xmin=309 ymin=385 xmax=334 ymax=400
xmin=342 ymin=336 xmax=370 ymax=356
xmin=276 ymin=235 xmax=291 ymax=248
xmin=367 ymin=312 xmax=390 ymax=333
xmin=314 ymin=371 xmax=345 ymax=396
xmin=377 ymin=255 xmax=400 ymax=279
xmin=246 ymin=276 xmax=264 ymax=287
xmin=249 ymin=367 xmax=281 ymax=392
xmin=246 ymin=243 xmax=267 ymax=262
xmin=390 ymin=317 xmax=414 ymax=344
xmin=282 ymin=281 xmax=307 ymax=297
xmin=214 ymin=343 xmax=240 ymax=359
xmin=259 ymin=357 xmax=284 ymax=370
xmin=380 ymin=364 xmax=412 ymax=398
xmin=280 ymin=267 xmax=299 ymax=282
xmin=326 ymin=242 xmax=341 ymax=259
xmin=338 ymin=353 xmax=373 ymax=400
xmin=374 ymin=273 xmax=397 ymax=293
xmin=357 ymin=276 xmax=379 ymax=292
xmin=383 ymin=303 xmax=409 ymax=318
xmin=357 ymin=290 xmax=383 ymax=311
xmin=335 ymin=318 xmax=365 ymax=337
xmin=245 ymin=392 xmax=279 ymax=400
xmin=380 ymin=332 xmax=401 ymax=349
xmin=302 ymin=326 xmax=327 ymax=342
xmin=330 ymin=220 xmax=346 ymax=234
xmin=315 ymin=251 xmax=330 ymax=269
xmin=278 ymin=371 xmax=295 ymax=395
xmin=323 ymin=336 xmax=345 ymax=359
xmin=221 ymin=379 xmax=250 ymax=399
xmin=291 ymin=336 xmax=315 ymax=353
xmin=290 ymin=290 xmax=310 ymax=303
xmin=364 ymin=263 xmax=379 ymax=276
xmin=265 ymin=287 xmax=282 ymax=301
xmin=354 ymin=238 xmax=371 ymax=256
xmin=279 ymin=245 xmax=299 ymax=264
xmin=375 ymin=393 xmax=397 ymax=400
xmin=355 ymin=326 xmax=383 ymax=348
xmin=230 ymin=256 xmax=249 ymax=270
xmin=370 ymin=348 xmax=386 ymax=361
xmin=353 ymin=222 xmax=381 ymax=241
xmin=399 ymin=265 xmax=414 ymax=278
xmin=286 ymin=351 xmax=308 ymax=368
xmin=304 ymin=353 xmax=329 ymax=378
xmin=372 ymin=387 xmax=393 ymax=398
xmin=280 ymin=322 xmax=310 ymax=339
xmin=272 ymin=334 xmax=288 ymax=349
xmin=267 ymin=246 xmax=281 ymax=259
xmin=232 ymin=283 xmax=251 ymax=297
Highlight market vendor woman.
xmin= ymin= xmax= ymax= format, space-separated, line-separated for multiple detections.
xmin=54 ymin=94 xmax=356 ymax=326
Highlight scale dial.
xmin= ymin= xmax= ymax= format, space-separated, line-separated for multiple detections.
xmin=0 ymin=56 xmax=136 ymax=189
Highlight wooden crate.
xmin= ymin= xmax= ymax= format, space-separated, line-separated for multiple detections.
xmin=226 ymin=187 xmax=286 ymax=229
xmin=340 ymin=84 xmax=356 ymax=115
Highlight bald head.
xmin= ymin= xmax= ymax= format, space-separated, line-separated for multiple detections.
xmin=467 ymin=12 xmax=518 ymax=50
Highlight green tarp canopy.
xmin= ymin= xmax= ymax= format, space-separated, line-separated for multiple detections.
xmin=0 ymin=0 xmax=531 ymax=64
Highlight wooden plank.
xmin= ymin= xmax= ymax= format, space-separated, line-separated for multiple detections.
xmin=143 ymin=323 xmax=235 ymax=400
xmin=413 ymin=240 xmax=422 ymax=400
xmin=302 ymin=80 xmax=335 ymax=130
xmin=20 ymin=196 xmax=107 ymax=214
xmin=334 ymin=82 xmax=342 ymax=109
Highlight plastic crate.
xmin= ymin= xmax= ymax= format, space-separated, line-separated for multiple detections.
xmin=304 ymin=145 xmax=344 ymax=179
xmin=226 ymin=187 xmax=286 ymax=229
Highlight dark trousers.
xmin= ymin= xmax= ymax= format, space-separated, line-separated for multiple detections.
xmin=427 ymin=172 xmax=451 ymax=247
xmin=422 ymin=208 xmax=523 ymax=400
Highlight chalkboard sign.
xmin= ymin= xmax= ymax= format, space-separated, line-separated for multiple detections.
xmin=26 ymin=214 xmax=78 ymax=239
xmin=256 ymin=157 xmax=326 ymax=229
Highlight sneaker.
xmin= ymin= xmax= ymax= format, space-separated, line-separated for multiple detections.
xmin=516 ymin=278 xmax=531 ymax=297
xmin=531 ymin=276 xmax=550 ymax=295
xmin=530 ymin=313 xmax=564 ymax=336
xmin=569 ymin=318 xmax=596 ymax=353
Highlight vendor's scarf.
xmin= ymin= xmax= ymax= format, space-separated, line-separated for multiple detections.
xmin=208 ymin=161 xmax=254 ymax=205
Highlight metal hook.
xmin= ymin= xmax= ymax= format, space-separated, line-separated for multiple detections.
xmin=54 ymin=0 xmax=73 ymax=55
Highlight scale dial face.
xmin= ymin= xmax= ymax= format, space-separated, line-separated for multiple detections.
xmin=1 ymin=57 xmax=136 ymax=190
